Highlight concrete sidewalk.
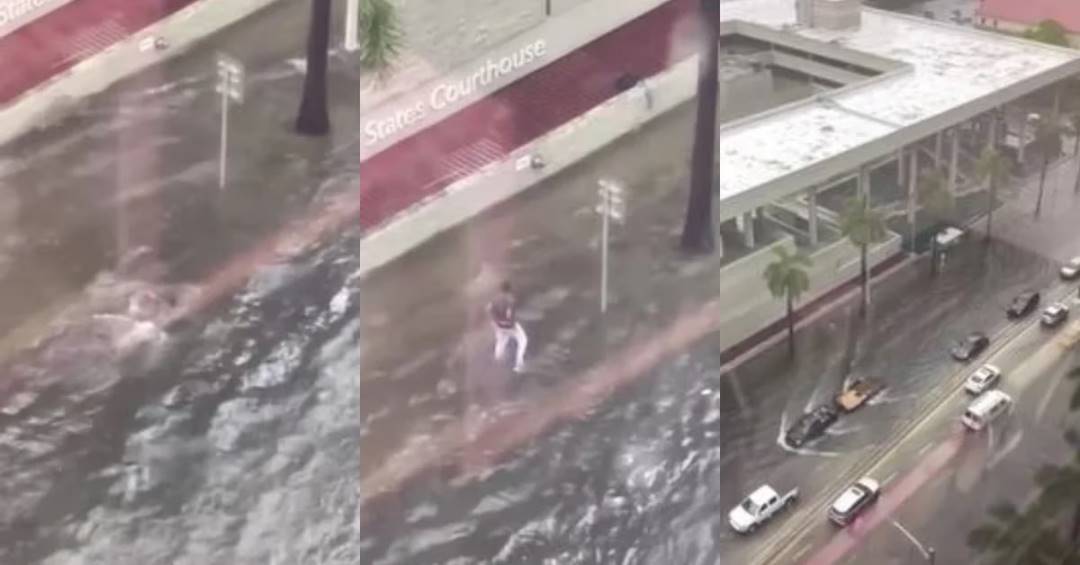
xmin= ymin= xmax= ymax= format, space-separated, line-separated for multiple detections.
xmin=0 ymin=0 xmax=283 ymax=147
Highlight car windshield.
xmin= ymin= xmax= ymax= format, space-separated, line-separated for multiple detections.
xmin=740 ymin=498 xmax=760 ymax=514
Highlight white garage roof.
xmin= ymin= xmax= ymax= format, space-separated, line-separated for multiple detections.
xmin=714 ymin=0 xmax=1080 ymax=216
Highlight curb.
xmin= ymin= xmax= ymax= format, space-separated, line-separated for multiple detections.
xmin=0 ymin=0 xmax=283 ymax=148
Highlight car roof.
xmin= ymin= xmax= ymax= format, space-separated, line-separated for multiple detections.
xmin=968 ymin=389 xmax=1011 ymax=412
xmin=749 ymin=486 xmax=777 ymax=505
xmin=1047 ymin=304 xmax=1066 ymax=313
xmin=832 ymin=485 xmax=868 ymax=513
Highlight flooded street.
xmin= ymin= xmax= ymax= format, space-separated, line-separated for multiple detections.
xmin=2 ymin=0 xmax=1078 ymax=563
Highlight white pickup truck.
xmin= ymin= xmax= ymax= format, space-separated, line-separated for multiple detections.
xmin=728 ymin=484 xmax=799 ymax=533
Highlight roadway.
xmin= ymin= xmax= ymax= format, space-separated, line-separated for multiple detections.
xmin=756 ymin=173 xmax=1080 ymax=565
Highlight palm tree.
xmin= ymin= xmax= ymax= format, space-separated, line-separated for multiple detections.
xmin=1033 ymin=119 xmax=1062 ymax=218
xmin=917 ymin=168 xmax=954 ymax=222
xmin=764 ymin=247 xmax=812 ymax=356
xmin=679 ymin=0 xmax=721 ymax=254
xmin=838 ymin=195 xmax=887 ymax=317
xmin=296 ymin=0 xmax=402 ymax=136
xmin=974 ymin=146 xmax=1011 ymax=242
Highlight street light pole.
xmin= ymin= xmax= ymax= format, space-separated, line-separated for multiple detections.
xmin=344 ymin=0 xmax=360 ymax=52
xmin=596 ymin=179 xmax=626 ymax=313
xmin=891 ymin=520 xmax=935 ymax=564
xmin=214 ymin=54 xmax=245 ymax=190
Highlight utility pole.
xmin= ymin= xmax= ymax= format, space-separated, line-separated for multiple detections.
xmin=595 ymin=179 xmax=626 ymax=313
xmin=215 ymin=54 xmax=245 ymax=189
xmin=344 ymin=0 xmax=360 ymax=52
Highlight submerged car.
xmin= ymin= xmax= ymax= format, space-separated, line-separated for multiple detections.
xmin=1061 ymin=257 xmax=1080 ymax=280
xmin=1006 ymin=290 xmax=1040 ymax=319
xmin=951 ymin=332 xmax=989 ymax=362
xmin=828 ymin=477 xmax=880 ymax=526
xmin=785 ymin=405 xmax=839 ymax=448
xmin=835 ymin=378 xmax=885 ymax=413
xmin=964 ymin=364 xmax=1001 ymax=395
xmin=1042 ymin=302 xmax=1070 ymax=328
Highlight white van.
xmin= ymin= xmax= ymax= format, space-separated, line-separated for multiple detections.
xmin=962 ymin=389 xmax=1012 ymax=431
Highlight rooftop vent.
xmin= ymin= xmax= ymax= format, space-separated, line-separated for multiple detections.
xmin=795 ymin=0 xmax=862 ymax=30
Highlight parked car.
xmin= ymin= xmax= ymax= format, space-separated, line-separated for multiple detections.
xmin=964 ymin=364 xmax=1001 ymax=395
xmin=1042 ymin=302 xmax=1070 ymax=328
xmin=835 ymin=378 xmax=885 ymax=413
xmin=828 ymin=477 xmax=880 ymax=527
xmin=1061 ymin=257 xmax=1080 ymax=280
xmin=785 ymin=405 xmax=839 ymax=448
xmin=729 ymin=484 xmax=799 ymax=533
xmin=951 ymin=332 xmax=990 ymax=362
xmin=1006 ymin=290 xmax=1040 ymax=319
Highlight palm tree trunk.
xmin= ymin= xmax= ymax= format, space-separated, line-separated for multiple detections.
xmin=295 ymin=0 xmax=332 ymax=136
xmin=1035 ymin=155 xmax=1048 ymax=218
xmin=787 ymin=293 xmax=795 ymax=357
xmin=986 ymin=178 xmax=996 ymax=242
xmin=679 ymin=0 xmax=720 ymax=254
xmin=859 ymin=243 xmax=869 ymax=316
xmin=1073 ymin=131 xmax=1079 ymax=156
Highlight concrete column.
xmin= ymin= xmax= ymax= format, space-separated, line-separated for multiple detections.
xmin=907 ymin=148 xmax=918 ymax=227
xmin=934 ymin=130 xmax=943 ymax=167
xmin=948 ymin=128 xmax=959 ymax=195
xmin=1053 ymin=83 xmax=1062 ymax=121
xmin=808 ymin=186 xmax=819 ymax=246
xmin=897 ymin=148 xmax=905 ymax=187
xmin=742 ymin=210 xmax=756 ymax=248
xmin=989 ymin=112 xmax=998 ymax=149
xmin=1018 ymin=112 xmax=1028 ymax=165
xmin=858 ymin=165 xmax=870 ymax=203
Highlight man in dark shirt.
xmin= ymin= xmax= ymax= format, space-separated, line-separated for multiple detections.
xmin=488 ymin=281 xmax=528 ymax=372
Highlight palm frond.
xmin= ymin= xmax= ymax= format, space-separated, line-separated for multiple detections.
xmin=359 ymin=0 xmax=404 ymax=77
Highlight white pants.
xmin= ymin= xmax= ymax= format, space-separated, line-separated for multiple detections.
xmin=493 ymin=322 xmax=527 ymax=369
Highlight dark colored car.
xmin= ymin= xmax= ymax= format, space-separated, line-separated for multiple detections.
xmin=1006 ymin=290 xmax=1040 ymax=319
xmin=785 ymin=405 xmax=839 ymax=448
xmin=951 ymin=332 xmax=990 ymax=362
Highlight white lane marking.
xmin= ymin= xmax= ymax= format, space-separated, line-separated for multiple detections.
xmin=1035 ymin=374 xmax=1064 ymax=423
xmin=790 ymin=543 xmax=812 ymax=562
xmin=987 ymin=429 xmax=1023 ymax=470
xmin=882 ymin=471 xmax=899 ymax=487
xmin=917 ymin=442 xmax=935 ymax=457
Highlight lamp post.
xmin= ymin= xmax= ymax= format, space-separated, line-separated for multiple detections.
xmin=344 ymin=0 xmax=360 ymax=52
xmin=891 ymin=520 xmax=935 ymax=564
xmin=214 ymin=54 xmax=245 ymax=190
xmin=595 ymin=179 xmax=626 ymax=313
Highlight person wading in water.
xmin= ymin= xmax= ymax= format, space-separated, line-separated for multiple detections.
xmin=487 ymin=281 xmax=528 ymax=372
